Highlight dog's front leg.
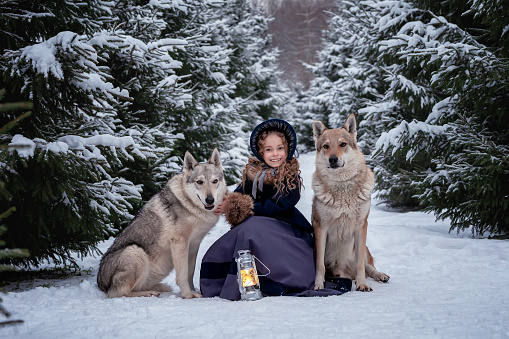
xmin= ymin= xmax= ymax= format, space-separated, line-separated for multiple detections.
xmin=187 ymin=238 xmax=202 ymax=292
xmin=171 ymin=236 xmax=202 ymax=299
xmin=354 ymin=217 xmax=372 ymax=292
xmin=313 ymin=222 xmax=327 ymax=290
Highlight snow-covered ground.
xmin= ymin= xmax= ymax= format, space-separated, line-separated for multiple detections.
xmin=1 ymin=152 xmax=508 ymax=338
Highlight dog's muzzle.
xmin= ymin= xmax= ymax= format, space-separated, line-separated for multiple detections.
xmin=198 ymin=195 xmax=215 ymax=210
xmin=328 ymin=156 xmax=344 ymax=169
xmin=204 ymin=197 xmax=215 ymax=210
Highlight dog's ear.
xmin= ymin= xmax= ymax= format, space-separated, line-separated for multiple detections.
xmin=208 ymin=148 xmax=223 ymax=171
xmin=343 ymin=114 xmax=357 ymax=139
xmin=183 ymin=151 xmax=198 ymax=172
xmin=312 ymin=121 xmax=327 ymax=150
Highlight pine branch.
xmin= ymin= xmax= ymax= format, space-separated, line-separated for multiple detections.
xmin=180 ymin=8 xmax=201 ymax=34
xmin=454 ymin=111 xmax=507 ymax=160
xmin=0 ymin=111 xmax=32 ymax=136
xmin=0 ymin=88 xmax=33 ymax=134
xmin=0 ymin=207 xmax=16 ymax=222
xmin=0 ymin=102 xmax=32 ymax=113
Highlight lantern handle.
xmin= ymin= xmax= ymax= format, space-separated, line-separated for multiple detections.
xmin=253 ymin=255 xmax=270 ymax=277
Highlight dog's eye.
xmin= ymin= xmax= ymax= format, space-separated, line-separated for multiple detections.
xmin=323 ymin=145 xmax=329 ymax=149
xmin=197 ymin=180 xmax=203 ymax=185
xmin=212 ymin=179 xmax=218 ymax=184
xmin=340 ymin=142 xmax=347 ymax=147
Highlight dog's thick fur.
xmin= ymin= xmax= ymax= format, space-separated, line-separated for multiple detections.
xmin=312 ymin=115 xmax=389 ymax=292
xmin=97 ymin=149 xmax=227 ymax=298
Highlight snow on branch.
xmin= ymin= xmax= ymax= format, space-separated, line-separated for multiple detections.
xmin=148 ymin=0 xmax=189 ymax=11
xmin=8 ymin=133 xmax=154 ymax=163
xmin=426 ymin=95 xmax=459 ymax=124
xmin=371 ymin=0 xmax=420 ymax=32
xmin=374 ymin=119 xmax=448 ymax=157
xmin=7 ymin=135 xmax=35 ymax=158
xmin=147 ymin=38 xmax=188 ymax=52
xmin=16 ymin=31 xmax=129 ymax=101
xmin=89 ymin=177 xmax=142 ymax=218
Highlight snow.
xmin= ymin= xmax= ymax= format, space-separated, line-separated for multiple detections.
xmin=58 ymin=135 xmax=137 ymax=149
xmin=148 ymin=0 xmax=189 ymax=11
xmin=375 ymin=119 xmax=447 ymax=157
xmin=426 ymin=95 xmax=458 ymax=123
xmin=147 ymin=38 xmax=188 ymax=51
xmin=20 ymin=32 xmax=68 ymax=79
xmin=8 ymin=135 xmax=36 ymax=158
xmin=18 ymin=30 xmax=131 ymax=101
xmin=8 ymin=133 xmax=149 ymax=164
xmin=1 ymin=152 xmax=508 ymax=338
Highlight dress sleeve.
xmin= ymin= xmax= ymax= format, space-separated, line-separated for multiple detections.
xmin=253 ymin=177 xmax=301 ymax=217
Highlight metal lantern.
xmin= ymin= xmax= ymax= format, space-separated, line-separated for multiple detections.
xmin=235 ymin=250 xmax=267 ymax=301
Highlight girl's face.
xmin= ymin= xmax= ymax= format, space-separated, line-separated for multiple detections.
xmin=261 ymin=133 xmax=287 ymax=168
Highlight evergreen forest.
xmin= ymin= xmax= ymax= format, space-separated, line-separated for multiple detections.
xmin=0 ymin=0 xmax=507 ymax=268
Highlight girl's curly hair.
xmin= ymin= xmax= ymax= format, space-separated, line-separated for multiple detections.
xmin=243 ymin=130 xmax=303 ymax=196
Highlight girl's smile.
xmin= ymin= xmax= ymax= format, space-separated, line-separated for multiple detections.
xmin=262 ymin=133 xmax=286 ymax=168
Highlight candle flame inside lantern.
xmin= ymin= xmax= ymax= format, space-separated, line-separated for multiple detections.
xmin=240 ymin=268 xmax=259 ymax=287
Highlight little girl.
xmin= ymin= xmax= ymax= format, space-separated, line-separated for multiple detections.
xmin=199 ymin=119 xmax=315 ymax=300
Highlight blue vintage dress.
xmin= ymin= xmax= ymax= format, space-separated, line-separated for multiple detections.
xmin=199 ymin=176 xmax=316 ymax=300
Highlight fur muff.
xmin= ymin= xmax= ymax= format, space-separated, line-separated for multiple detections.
xmin=225 ymin=192 xmax=254 ymax=227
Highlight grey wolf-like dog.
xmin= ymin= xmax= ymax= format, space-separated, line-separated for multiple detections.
xmin=97 ymin=149 xmax=227 ymax=298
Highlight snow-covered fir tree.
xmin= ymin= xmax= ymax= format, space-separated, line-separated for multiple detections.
xmin=0 ymin=0 xmax=184 ymax=266
xmin=0 ymin=92 xmax=30 ymax=327
xmin=161 ymin=0 xmax=280 ymax=183
xmin=365 ymin=0 xmax=509 ymax=234
xmin=299 ymin=0 xmax=508 ymax=235
xmin=296 ymin=0 xmax=422 ymax=207
xmin=218 ymin=0 xmax=282 ymax=179
xmin=0 ymin=0 xmax=187 ymax=266
xmin=152 ymin=0 xmax=242 ymax=182
xmin=0 ymin=89 xmax=31 ymax=270
xmin=355 ymin=0 xmax=435 ymax=210
xmin=0 ymin=0 xmax=283 ymax=266
xmin=295 ymin=0 xmax=387 ymax=153
xmin=104 ymin=0 xmax=194 ymax=201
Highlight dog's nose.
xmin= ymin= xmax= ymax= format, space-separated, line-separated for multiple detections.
xmin=205 ymin=197 xmax=214 ymax=205
xmin=329 ymin=156 xmax=341 ymax=168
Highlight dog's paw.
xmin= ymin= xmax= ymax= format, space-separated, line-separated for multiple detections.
xmin=182 ymin=291 xmax=203 ymax=299
xmin=313 ymin=281 xmax=325 ymax=290
xmin=355 ymin=283 xmax=373 ymax=292
xmin=375 ymin=272 xmax=390 ymax=283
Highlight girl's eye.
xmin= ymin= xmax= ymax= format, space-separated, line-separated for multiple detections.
xmin=197 ymin=180 xmax=203 ymax=185
xmin=323 ymin=145 xmax=329 ymax=149
xmin=340 ymin=142 xmax=347 ymax=147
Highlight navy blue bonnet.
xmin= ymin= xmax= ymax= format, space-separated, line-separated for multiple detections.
xmin=249 ymin=119 xmax=297 ymax=162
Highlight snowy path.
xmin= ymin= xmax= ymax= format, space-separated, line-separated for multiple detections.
xmin=1 ymin=152 xmax=508 ymax=338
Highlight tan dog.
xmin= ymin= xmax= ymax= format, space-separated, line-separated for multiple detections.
xmin=312 ymin=114 xmax=389 ymax=292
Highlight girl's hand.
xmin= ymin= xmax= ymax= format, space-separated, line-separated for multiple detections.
xmin=214 ymin=197 xmax=229 ymax=215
